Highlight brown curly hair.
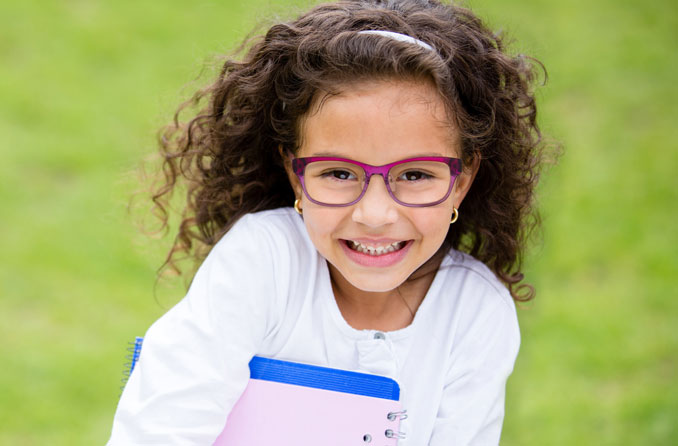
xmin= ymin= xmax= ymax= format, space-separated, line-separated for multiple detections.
xmin=151 ymin=0 xmax=548 ymax=301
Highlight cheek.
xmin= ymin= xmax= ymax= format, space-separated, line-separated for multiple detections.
xmin=302 ymin=207 xmax=344 ymax=246
xmin=411 ymin=207 xmax=453 ymax=244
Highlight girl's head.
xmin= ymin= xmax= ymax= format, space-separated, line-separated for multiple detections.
xmin=290 ymin=78 xmax=474 ymax=295
xmin=154 ymin=0 xmax=546 ymax=300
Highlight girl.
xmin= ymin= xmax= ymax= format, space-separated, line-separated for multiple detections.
xmin=108 ymin=0 xmax=546 ymax=444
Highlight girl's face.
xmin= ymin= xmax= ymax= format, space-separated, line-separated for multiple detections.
xmin=287 ymin=79 xmax=477 ymax=294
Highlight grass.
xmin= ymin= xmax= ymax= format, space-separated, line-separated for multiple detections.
xmin=1 ymin=0 xmax=676 ymax=444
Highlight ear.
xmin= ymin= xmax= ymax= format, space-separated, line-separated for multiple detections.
xmin=452 ymin=152 xmax=480 ymax=208
xmin=279 ymin=145 xmax=303 ymax=199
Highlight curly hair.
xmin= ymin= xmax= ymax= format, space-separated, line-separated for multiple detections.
xmin=150 ymin=0 xmax=548 ymax=301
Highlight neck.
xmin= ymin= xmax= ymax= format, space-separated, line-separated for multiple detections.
xmin=328 ymin=263 xmax=438 ymax=332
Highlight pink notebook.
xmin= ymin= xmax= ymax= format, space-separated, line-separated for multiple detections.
xmin=213 ymin=356 xmax=406 ymax=445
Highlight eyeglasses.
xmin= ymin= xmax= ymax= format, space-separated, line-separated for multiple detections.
xmin=291 ymin=156 xmax=462 ymax=207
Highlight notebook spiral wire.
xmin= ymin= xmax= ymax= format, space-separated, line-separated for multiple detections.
xmin=387 ymin=410 xmax=408 ymax=421
xmin=120 ymin=336 xmax=144 ymax=393
xmin=384 ymin=409 xmax=407 ymax=440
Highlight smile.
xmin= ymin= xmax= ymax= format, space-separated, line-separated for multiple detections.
xmin=346 ymin=240 xmax=407 ymax=256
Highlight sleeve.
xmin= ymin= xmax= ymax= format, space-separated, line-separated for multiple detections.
xmin=107 ymin=214 xmax=282 ymax=445
xmin=429 ymin=286 xmax=521 ymax=446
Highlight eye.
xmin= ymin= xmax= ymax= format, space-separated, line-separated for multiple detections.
xmin=398 ymin=170 xmax=433 ymax=181
xmin=321 ymin=169 xmax=357 ymax=181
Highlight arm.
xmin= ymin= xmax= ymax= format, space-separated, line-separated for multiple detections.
xmin=107 ymin=215 xmax=279 ymax=445
xmin=429 ymin=292 xmax=521 ymax=446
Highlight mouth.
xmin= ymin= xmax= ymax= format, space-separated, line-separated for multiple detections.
xmin=344 ymin=239 xmax=409 ymax=256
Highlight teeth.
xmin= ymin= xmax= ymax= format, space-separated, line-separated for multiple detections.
xmin=348 ymin=240 xmax=404 ymax=256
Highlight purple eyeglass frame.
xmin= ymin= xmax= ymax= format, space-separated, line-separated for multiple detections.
xmin=291 ymin=156 xmax=462 ymax=207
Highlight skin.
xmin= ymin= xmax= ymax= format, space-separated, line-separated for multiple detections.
xmin=285 ymin=79 xmax=479 ymax=331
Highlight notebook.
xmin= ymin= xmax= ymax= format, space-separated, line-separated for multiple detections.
xmin=213 ymin=356 xmax=406 ymax=445
xmin=123 ymin=338 xmax=406 ymax=444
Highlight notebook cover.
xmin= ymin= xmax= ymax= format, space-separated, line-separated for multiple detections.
xmin=213 ymin=356 xmax=404 ymax=446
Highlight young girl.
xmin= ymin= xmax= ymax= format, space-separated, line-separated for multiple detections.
xmin=108 ymin=0 xmax=546 ymax=444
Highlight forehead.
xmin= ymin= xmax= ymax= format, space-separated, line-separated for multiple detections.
xmin=308 ymin=78 xmax=451 ymax=122
xmin=297 ymin=79 xmax=460 ymax=161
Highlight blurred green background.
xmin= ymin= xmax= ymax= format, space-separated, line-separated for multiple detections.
xmin=1 ymin=0 xmax=676 ymax=444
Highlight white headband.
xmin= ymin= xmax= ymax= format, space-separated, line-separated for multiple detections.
xmin=357 ymin=30 xmax=434 ymax=52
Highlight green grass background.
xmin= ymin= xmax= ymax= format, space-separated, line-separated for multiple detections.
xmin=1 ymin=0 xmax=676 ymax=444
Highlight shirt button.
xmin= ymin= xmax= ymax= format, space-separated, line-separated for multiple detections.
xmin=373 ymin=332 xmax=386 ymax=340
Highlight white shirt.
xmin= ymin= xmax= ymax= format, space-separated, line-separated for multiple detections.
xmin=108 ymin=207 xmax=520 ymax=445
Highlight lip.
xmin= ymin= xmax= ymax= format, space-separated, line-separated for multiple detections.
xmin=340 ymin=238 xmax=413 ymax=267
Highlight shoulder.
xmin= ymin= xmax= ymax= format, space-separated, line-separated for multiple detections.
xmin=238 ymin=207 xmax=305 ymax=230
xmin=185 ymin=207 xmax=316 ymax=303
xmin=427 ymin=249 xmax=520 ymax=356
xmin=209 ymin=207 xmax=313 ymax=262
xmin=221 ymin=207 xmax=307 ymax=244
xmin=202 ymin=207 xmax=319 ymax=307
xmin=439 ymin=249 xmax=514 ymax=310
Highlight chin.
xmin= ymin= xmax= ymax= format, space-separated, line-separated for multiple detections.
xmin=342 ymin=270 xmax=410 ymax=293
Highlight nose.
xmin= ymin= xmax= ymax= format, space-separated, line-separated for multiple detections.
xmin=351 ymin=174 xmax=399 ymax=227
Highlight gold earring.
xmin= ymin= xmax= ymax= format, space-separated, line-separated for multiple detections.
xmin=450 ymin=207 xmax=459 ymax=224
xmin=294 ymin=198 xmax=303 ymax=215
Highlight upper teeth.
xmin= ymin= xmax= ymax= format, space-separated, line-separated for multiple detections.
xmin=349 ymin=240 xmax=403 ymax=256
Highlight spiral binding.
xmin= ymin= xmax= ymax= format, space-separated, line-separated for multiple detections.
xmin=380 ymin=409 xmax=407 ymax=441
xmin=387 ymin=410 xmax=408 ymax=421
xmin=120 ymin=336 xmax=144 ymax=392
xmin=385 ymin=428 xmax=406 ymax=440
